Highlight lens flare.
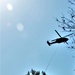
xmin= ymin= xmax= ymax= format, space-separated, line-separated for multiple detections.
xmin=16 ymin=23 xmax=24 ymax=32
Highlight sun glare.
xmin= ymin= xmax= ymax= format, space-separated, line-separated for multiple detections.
xmin=7 ymin=3 xmax=13 ymax=11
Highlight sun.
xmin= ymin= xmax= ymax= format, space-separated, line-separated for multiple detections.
xmin=7 ymin=3 xmax=13 ymax=11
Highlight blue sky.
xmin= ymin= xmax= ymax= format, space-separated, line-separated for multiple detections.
xmin=1 ymin=0 xmax=75 ymax=75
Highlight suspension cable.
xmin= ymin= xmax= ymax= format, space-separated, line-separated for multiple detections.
xmin=45 ymin=46 xmax=59 ymax=71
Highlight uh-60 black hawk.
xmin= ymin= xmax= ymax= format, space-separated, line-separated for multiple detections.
xmin=47 ymin=30 xmax=73 ymax=46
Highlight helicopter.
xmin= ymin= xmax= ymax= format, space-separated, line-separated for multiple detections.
xmin=47 ymin=30 xmax=73 ymax=46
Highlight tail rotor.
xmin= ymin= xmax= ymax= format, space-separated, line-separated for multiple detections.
xmin=47 ymin=41 xmax=51 ymax=46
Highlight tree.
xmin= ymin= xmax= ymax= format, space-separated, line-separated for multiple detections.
xmin=26 ymin=69 xmax=46 ymax=75
xmin=56 ymin=0 xmax=75 ymax=49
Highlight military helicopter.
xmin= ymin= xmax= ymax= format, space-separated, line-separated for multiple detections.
xmin=47 ymin=30 xmax=73 ymax=46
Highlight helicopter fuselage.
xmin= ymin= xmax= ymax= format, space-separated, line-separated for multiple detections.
xmin=47 ymin=30 xmax=73 ymax=46
xmin=47 ymin=38 xmax=68 ymax=46
xmin=54 ymin=37 xmax=68 ymax=43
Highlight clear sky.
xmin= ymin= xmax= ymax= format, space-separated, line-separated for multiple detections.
xmin=1 ymin=0 xmax=75 ymax=75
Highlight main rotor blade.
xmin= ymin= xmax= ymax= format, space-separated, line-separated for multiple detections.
xmin=64 ymin=33 xmax=73 ymax=37
xmin=55 ymin=30 xmax=62 ymax=37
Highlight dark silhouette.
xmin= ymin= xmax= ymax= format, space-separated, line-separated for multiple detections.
xmin=31 ymin=69 xmax=36 ymax=75
xmin=35 ymin=71 xmax=40 ymax=75
xmin=26 ymin=71 xmax=30 ymax=75
xmin=47 ymin=30 xmax=73 ymax=46
xmin=56 ymin=0 xmax=75 ymax=49
xmin=26 ymin=69 xmax=46 ymax=75
xmin=42 ymin=71 xmax=46 ymax=75
xmin=47 ymin=38 xmax=68 ymax=46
